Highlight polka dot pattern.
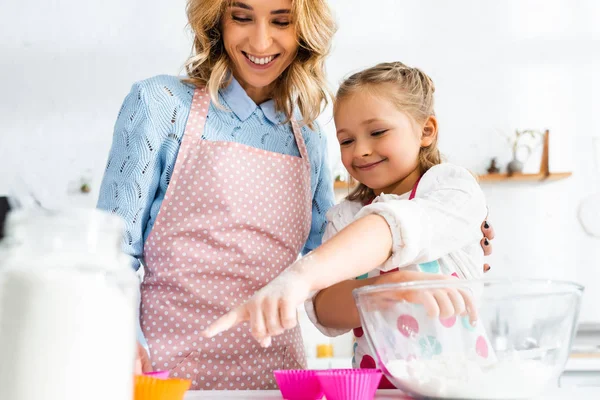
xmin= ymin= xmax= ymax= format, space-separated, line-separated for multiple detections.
xmin=352 ymin=342 xmax=358 ymax=365
xmin=476 ymin=336 xmax=489 ymax=359
xmin=419 ymin=336 xmax=443 ymax=358
xmin=418 ymin=260 xmax=441 ymax=273
xmin=461 ymin=315 xmax=476 ymax=332
xmin=439 ymin=316 xmax=457 ymax=328
xmin=397 ymin=314 xmax=419 ymax=338
xmin=139 ymin=88 xmax=312 ymax=390
xmin=359 ymin=354 xmax=377 ymax=369
xmin=379 ymin=375 xmax=396 ymax=389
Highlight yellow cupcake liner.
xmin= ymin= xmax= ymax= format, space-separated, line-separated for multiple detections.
xmin=134 ymin=375 xmax=191 ymax=400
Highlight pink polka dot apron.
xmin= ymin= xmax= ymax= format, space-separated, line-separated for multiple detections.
xmin=140 ymin=87 xmax=311 ymax=390
xmin=353 ymin=178 xmax=495 ymax=389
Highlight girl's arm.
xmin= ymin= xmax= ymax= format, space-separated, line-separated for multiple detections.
xmin=203 ymin=164 xmax=486 ymax=343
xmin=298 ymin=164 xmax=488 ymax=293
xmin=313 ymin=275 xmax=381 ymax=331
xmin=313 ymin=270 xmax=466 ymax=330
xmin=203 ymin=213 xmax=394 ymax=344
xmin=312 ymin=165 xmax=488 ymax=331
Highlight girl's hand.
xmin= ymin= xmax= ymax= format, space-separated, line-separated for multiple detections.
xmin=375 ymin=270 xmax=477 ymax=325
xmin=201 ymin=269 xmax=312 ymax=347
xmin=412 ymin=285 xmax=477 ymax=325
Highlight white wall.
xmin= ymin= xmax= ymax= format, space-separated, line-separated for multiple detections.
xmin=322 ymin=0 xmax=600 ymax=324
xmin=1 ymin=0 xmax=599 ymax=329
xmin=0 ymin=0 xmax=191 ymax=206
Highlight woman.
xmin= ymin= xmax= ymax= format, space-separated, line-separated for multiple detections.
xmin=98 ymin=0 xmax=494 ymax=390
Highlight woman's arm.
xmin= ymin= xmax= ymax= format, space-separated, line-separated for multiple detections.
xmin=97 ymin=81 xmax=163 ymax=363
xmin=97 ymin=81 xmax=161 ymax=273
xmin=301 ymin=123 xmax=335 ymax=255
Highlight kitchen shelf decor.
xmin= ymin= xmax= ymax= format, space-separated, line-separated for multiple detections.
xmin=478 ymin=130 xmax=572 ymax=183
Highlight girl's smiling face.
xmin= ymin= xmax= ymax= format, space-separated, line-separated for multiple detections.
xmin=335 ymin=86 xmax=437 ymax=196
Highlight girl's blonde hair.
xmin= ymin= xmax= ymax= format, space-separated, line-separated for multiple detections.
xmin=183 ymin=0 xmax=336 ymax=128
xmin=335 ymin=61 xmax=442 ymax=203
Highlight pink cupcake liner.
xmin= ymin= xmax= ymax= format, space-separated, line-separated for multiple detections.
xmin=143 ymin=370 xmax=170 ymax=380
xmin=273 ymin=369 xmax=323 ymax=400
xmin=316 ymin=369 xmax=382 ymax=400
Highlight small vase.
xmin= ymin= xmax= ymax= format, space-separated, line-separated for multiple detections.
xmin=487 ymin=158 xmax=500 ymax=174
xmin=507 ymin=159 xmax=524 ymax=175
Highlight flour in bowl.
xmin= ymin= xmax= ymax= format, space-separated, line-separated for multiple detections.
xmin=386 ymin=355 xmax=556 ymax=399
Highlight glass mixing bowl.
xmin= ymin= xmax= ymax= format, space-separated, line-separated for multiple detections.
xmin=353 ymin=279 xmax=583 ymax=399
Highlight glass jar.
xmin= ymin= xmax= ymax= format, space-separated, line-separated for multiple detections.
xmin=0 ymin=208 xmax=138 ymax=400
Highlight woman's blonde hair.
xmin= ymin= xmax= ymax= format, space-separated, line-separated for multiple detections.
xmin=335 ymin=61 xmax=442 ymax=203
xmin=183 ymin=0 xmax=336 ymax=128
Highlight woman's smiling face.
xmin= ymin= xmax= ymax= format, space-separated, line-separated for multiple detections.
xmin=222 ymin=0 xmax=299 ymax=101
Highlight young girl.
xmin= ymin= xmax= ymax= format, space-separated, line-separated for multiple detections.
xmin=204 ymin=61 xmax=489 ymax=361
xmin=305 ymin=62 xmax=491 ymax=387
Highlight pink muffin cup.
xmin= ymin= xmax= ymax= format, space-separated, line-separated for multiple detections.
xmin=273 ymin=369 xmax=323 ymax=400
xmin=143 ymin=370 xmax=170 ymax=380
xmin=316 ymin=369 xmax=382 ymax=400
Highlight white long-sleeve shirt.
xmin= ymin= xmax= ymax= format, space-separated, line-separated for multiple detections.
xmin=304 ymin=163 xmax=488 ymax=370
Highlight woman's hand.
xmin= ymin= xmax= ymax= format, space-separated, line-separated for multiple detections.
xmin=480 ymin=219 xmax=495 ymax=272
xmin=134 ymin=342 xmax=153 ymax=375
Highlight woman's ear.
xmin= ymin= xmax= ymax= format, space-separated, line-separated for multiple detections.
xmin=421 ymin=115 xmax=438 ymax=147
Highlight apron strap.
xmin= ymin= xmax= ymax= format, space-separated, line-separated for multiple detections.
xmin=409 ymin=176 xmax=422 ymax=200
xmin=365 ymin=175 xmax=422 ymax=205
xmin=291 ymin=120 xmax=310 ymax=165
xmin=184 ymin=87 xmax=210 ymax=141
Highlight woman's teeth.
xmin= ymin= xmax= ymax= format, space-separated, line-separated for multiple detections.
xmin=246 ymin=54 xmax=275 ymax=65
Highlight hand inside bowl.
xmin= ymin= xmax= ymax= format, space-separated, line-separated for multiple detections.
xmin=374 ymin=270 xmax=477 ymax=325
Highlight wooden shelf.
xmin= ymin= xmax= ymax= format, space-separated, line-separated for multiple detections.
xmin=478 ymin=172 xmax=572 ymax=183
xmin=480 ymin=130 xmax=573 ymax=184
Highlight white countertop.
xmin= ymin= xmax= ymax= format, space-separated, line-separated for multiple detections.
xmin=182 ymin=356 xmax=600 ymax=399
xmin=307 ymin=356 xmax=600 ymax=372
xmin=565 ymin=356 xmax=600 ymax=371
xmin=184 ymin=388 xmax=600 ymax=399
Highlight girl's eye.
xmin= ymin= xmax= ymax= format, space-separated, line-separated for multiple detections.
xmin=340 ymin=139 xmax=354 ymax=146
xmin=371 ymin=130 xmax=388 ymax=137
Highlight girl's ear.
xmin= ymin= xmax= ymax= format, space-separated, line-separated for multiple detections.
xmin=421 ymin=115 xmax=438 ymax=147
